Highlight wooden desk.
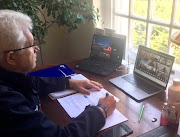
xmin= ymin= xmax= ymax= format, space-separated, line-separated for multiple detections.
xmin=39 ymin=60 xmax=177 ymax=137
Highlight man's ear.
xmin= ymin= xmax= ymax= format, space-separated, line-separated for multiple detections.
xmin=4 ymin=51 xmax=16 ymax=65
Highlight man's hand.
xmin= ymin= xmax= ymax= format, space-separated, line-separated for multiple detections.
xmin=69 ymin=79 xmax=103 ymax=94
xmin=98 ymin=95 xmax=116 ymax=118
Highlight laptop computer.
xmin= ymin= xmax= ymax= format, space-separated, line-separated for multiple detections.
xmin=75 ymin=34 xmax=126 ymax=76
xmin=109 ymin=45 xmax=175 ymax=101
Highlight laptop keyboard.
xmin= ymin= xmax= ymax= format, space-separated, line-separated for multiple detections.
xmin=122 ymin=74 xmax=160 ymax=94
xmin=86 ymin=59 xmax=117 ymax=71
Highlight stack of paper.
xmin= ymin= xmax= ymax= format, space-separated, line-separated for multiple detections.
xmin=57 ymin=74 xmax=128 ymax=131
xmin=49 ymin=74 xmax=88 ymax=100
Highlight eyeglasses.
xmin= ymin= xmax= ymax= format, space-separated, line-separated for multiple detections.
xmin=3 ymin=42 xmax=39 ymax=53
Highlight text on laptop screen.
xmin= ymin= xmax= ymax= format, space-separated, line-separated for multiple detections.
xmin=134 ymin=45 xmax=174 ymax=87
xmin=90 ymin=34 xmax=126 ymax=62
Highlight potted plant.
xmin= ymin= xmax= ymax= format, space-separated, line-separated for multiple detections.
xmin=0 ymin=0 xmax=99 ymax=44
xmin=0 ymin=0 xmax=99 ymax=66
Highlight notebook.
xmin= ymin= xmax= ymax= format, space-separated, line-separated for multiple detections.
xmin=75 ymin=34 xmax=126 ymax=76
xmin=109 ymin=45 xmax=175 ymax=101
xmin=28 ymin=64 xmax=75 ymax=77
xmin=28 ymin=64 xmax=76 ymax=99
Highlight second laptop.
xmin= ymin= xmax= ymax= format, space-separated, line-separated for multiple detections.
xmin=75 ymin=34 xmax=126 ymax=76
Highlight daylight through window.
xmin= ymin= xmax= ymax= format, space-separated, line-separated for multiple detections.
xmin=113 ymin=0 xmax=180 ymax=70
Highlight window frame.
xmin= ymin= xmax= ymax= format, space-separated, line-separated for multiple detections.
xmin=112 ymin=0 xmax=180 ymax=81
xmin=112 ymin=0 xmax=180 ymax=54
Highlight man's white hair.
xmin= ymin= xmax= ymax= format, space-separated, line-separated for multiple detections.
xmin=0 ymin=10 xmax=33 ymax=53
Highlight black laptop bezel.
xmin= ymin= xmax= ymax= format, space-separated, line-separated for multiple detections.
xmin=75 ymin=34 xmax=126 ymax=76
xmin=90 ymin=34 xmax=126 ymax=65
xmin=133 ymin=45 xmax=175 ymax=89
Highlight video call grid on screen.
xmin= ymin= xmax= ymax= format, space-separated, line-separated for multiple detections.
xmin=134 ymin=45 xmax=174 ymax=87
xmin=90 ymin=34 xmax=125 ymax=63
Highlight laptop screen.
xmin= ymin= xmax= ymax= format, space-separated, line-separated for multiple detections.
xmin=90 ymin=34 xmax=126 ymax=63
xmin=134 ymin=45 xmax=175 ymax=87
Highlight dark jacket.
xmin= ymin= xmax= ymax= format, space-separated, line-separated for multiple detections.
xmin=0 ymin=67 xmax=105 ymax=137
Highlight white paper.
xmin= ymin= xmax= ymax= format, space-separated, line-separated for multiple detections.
xmin=71 ymin=74 xmax=89 ymax=80
xmin=58 ymin=89 xmax=119 ymax=117
xmin=178 ymin=119 xmax=180 ymax=135
xmin=49 ymin=89 xmax=77 ymax=99
xmin=58 ymin=89 xmax=127 ymax=131
xmin=101 ymin=109 xmax=128 ymax=131
xmin=49 ymin=74 xmax=88 ymax=99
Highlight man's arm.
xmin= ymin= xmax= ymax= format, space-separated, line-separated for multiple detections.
xmin=32 ymin=76 xmax=67 ymax=96
xmin=0 ymin=90 xmax=105 ymax=137
xmin=32 ymin=76 xmax=103 ymax=96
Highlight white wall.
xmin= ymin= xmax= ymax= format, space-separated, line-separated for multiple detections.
xmin=93 ymin=0 xmax=112 ymax=29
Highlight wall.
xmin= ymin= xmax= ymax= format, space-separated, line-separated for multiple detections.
xmin=66 ymin=22 xmax=94 ymax=62
xmin=35 ymin=0 xmax=96 ymax=67
xmin=93 ymin=0 xmax=112 ymax=29
xmin=37 ymin=25 xmax=68 ymax=66
xmin=36 ymin=20 xmax=94 ymax=67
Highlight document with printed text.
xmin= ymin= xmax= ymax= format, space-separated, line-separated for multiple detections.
xmin=57 ymin=74 xmax=128 ymax=131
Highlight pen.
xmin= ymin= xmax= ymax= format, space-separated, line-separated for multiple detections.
xmin=138 ymin=105 xmax=144 ymax=123
xmin=58 ymin=68 xmax=67 ymax=77
xmin=106 ymin=93 xmax=109 ymax=97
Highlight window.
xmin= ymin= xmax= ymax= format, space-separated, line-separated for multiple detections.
xmin=112 ymin=0 xmax=180 ymax=73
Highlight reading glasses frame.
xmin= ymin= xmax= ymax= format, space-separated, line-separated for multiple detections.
xmin=3 ymin=42 xmax=39 ymax=53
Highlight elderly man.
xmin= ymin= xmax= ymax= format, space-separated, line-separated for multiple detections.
xmin=0 ymin=10 xmax=116 ymax=137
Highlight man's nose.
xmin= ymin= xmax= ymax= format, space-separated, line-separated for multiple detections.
xmin=34 ymin=46 xmax=40 ymax=53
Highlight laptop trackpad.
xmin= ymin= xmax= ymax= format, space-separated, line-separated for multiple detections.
xmin=109 ymin=77 xmax=149 ymax=101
